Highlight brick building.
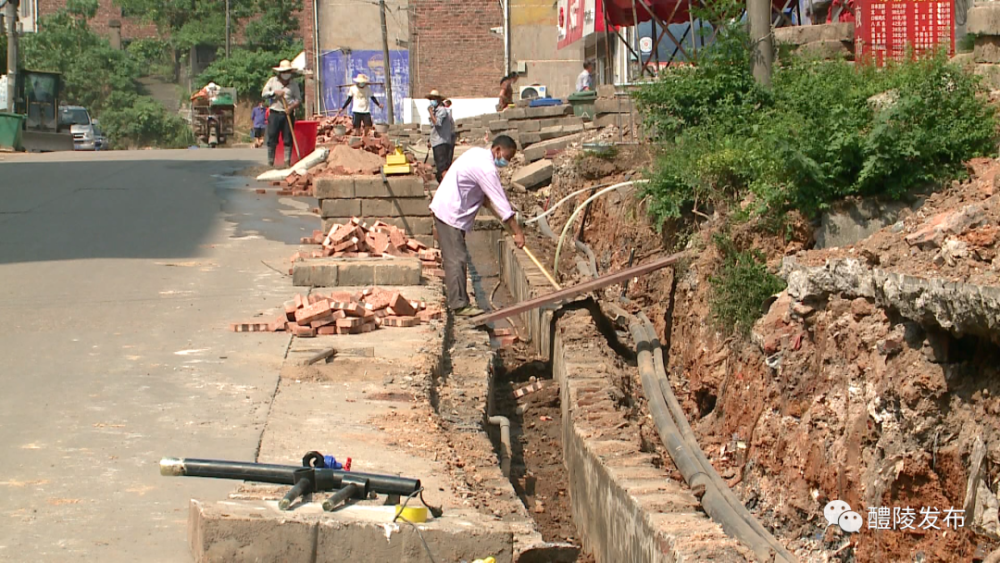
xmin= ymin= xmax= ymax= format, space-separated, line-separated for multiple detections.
xmin=34 ymin=0 xmax=158 ymax=40
xmin=409 ymin=0 xmax=504 ymax=99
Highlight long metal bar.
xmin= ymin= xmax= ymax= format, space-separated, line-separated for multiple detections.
xmin=473 ymin=251 xmax=688 ymax=324
xmin=160 ymin=457 xmax=420 ymax=496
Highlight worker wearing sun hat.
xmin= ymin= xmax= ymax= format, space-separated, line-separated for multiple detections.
xmin=427 ymin=89 xmax=454 ymax=183
xmin=261 ymin=59 xmax=302 ymax=167
xmin=338 ymin=73 xmax=382 ymax=137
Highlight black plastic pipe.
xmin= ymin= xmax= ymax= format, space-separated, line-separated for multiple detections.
xmin=160 ymin=457 xmax=420 ymax=497
xmin=636 ymin=313 xmax=794 ymax=561
xmin=629 ymin=322 xmax=796 ymax=563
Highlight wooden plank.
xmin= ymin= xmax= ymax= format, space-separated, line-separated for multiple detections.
xmin=472 ymin=251 xmax=688 ymax=324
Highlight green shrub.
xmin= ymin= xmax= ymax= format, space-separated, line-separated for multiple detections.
xmin=708 ymin=234 xmax=786 ymax=337
xmin=99 ymin=92 xmax=194 ymax=149
xmin=126 ymin=38 xmax=174 ymax=77
xmin=197 ymin=44 xmax=303 ymax=101
xmin=634 ymin=27 xmax=998 ymax=228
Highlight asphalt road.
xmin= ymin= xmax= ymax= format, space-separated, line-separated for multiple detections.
xmin=0 ymin=149 xmax=315 ymax=561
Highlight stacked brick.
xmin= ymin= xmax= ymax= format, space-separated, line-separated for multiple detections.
xmin=313 ymin=175 xmax=433 ymax=244
xmin=292 ymin=217 xmax=437 ymax=263
xmin=230 ymin=288 xmax=444 ymax=337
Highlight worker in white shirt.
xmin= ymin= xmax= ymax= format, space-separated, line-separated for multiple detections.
xmin=337 ymin=74 xmax=383 ymax=137
xmin=576 ymin=60 xmax=596 ymax=92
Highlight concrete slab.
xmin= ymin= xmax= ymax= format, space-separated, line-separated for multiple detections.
xmin=773 ymin=22 xmax=854 ymax=44
xmin=190 ymin=500 xmax=515 ymax=563
xmin=315 ymin=176 xmax=425 ymax=199
xmin=292 ymin=257 xmax=422 ymax=287
xmin=511 ymin=159 xmax=553 ymax=190
xmin=525 ymin=104 xmax=572 ymax=118
xmin=361 ymin=197 xmax=432 ymax=217
xmin=523 ymin=133 xmax=585 ymax=163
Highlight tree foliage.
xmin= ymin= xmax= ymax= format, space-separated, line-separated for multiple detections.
xmin=20 ymin=2 xmax=191 ymax=148
xmin=197 ymin=43 xmax=303 ymax=100
xmin=633 ymin=24 xmax=998 ymax=226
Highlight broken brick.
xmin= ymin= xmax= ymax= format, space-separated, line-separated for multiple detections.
xmin=389 ymin=292 xmax=417 ymax=316
xmin=317 ymin=326 xmax=338 ymax=335
xmin=289 ymin=324 xmax=317 ymax=337
xmin=230 ymin=322 xmax=270 ymax=332
xmin=277 ymin=190 xmax=293 ymax=196
xmin=256 ymin=188 xmax=267 ymax=194
xmin=383 ymin=316 xmax=419 ymax=328
xmin=295 ymin=300 xmax=334 ymax=325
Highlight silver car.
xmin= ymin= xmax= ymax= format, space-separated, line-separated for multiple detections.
xmin=59 ymin=106 xmax=100 ymax=151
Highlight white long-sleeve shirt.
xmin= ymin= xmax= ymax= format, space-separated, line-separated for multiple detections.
xmin=429 ymin=147 xmax=515 ymax=232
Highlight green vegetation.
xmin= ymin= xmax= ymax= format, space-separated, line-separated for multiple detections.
xmin=708 ymin=234 xmax=786 ymax=337
xmin=198 ymin=43 xmax=303 ymax=100
xmin=21 ymin=0 xmax=191 ymax=148
xmin=634 ymin=26 xmax=998 ymax=227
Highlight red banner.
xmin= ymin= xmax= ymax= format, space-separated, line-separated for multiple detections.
xmin=856 ymin=0 xmax=955 ymax=65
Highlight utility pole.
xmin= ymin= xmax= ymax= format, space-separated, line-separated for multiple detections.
xmin=749 ymin=0 xmax=772 ymax=86
xmin=379 ymin=0 xmax=394 ymax=123
xmin=225 ymin=0 xmax=231 ymax=58
xmin=5 ymin=0 xmax=17 ymax=113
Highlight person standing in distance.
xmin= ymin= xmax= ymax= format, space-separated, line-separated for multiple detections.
xmin=261 ymin=60 xmax=301 ymax=167
xmin=427 ymin=89 xmax=454 ymax=183
xmin=429 ymin=135 xmax=525 ymax=317
xmin=338 ymin=74 xmax=382 ymax=137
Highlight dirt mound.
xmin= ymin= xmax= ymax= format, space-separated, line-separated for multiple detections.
xmin=321 ymin=144 xmax=384 ymax=175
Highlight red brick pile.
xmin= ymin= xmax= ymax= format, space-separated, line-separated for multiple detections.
xmin=230 ymin=288 xmax=443 ymax=337
xmin=314 ymin=114 xmax=356 ymax=141
xmin=293 ymin=217 xmax=441 ymax=261
xmin=260 ymin=171 xmax=314 ymax=197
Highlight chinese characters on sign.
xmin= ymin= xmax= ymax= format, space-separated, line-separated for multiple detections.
xmin=856 ymin=0 xmax=955 ymax=66
xmin=866 ymin=506 xmax=965 ymax=531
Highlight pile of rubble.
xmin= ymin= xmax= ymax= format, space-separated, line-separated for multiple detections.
xmin=231 ymin=287 xmax=443 ymax=337
xmin=296 ymin=217 xmax=439 ymax=259
xmin=262 ymin=170 xmax=314 ymax=196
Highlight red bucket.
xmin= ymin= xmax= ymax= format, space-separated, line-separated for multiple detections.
xmin=275 ymin=120 xmax=319 ymax=167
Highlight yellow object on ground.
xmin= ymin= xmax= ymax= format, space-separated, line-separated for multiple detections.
xmin=394 ymin=504 xmax=427 ymax=523
xmin=383 ymin=147 xmax=411 ymax=175
xmin=472 ymin=558 xmax=496 ymax=563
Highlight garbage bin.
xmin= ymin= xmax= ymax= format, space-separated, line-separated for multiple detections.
xmin=567 ymin=91 xmax=598 ymax=121
xmin=0 ymin=112 xmax=25 ymax=152
xmin=275 ymin=120 xmax=319 ymax=167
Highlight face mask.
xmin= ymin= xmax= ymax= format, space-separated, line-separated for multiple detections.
xmin=430 ymin=100 xmax=439 ymax=108
xmin=495 ymin=157 xmax=509 ymax=168
xmin=280 ymin=73 xmax=292 ymax=80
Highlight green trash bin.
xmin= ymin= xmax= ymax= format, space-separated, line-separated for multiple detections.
xmin=568 ymin=90 xmax=598 ymax=121
xmin=0 ymin=112 xmax=25 ymax=152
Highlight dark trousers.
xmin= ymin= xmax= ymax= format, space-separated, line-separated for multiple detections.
xmin=434 ymin=215 xmax=469 ymax=310
xmin=433 ymin=143 xmax=454 ymax=183
xmin=266 ymin=110 xmax=293 ymax=166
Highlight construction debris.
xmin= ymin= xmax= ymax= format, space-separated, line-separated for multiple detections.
xmin=230 ymin=287 xmax=443 ymax=336
xmin=293 ymin=217 xmax=441 ymax=268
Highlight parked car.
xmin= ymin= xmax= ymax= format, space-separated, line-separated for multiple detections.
xmin=58 ymin=105 xmax=100 ymax=151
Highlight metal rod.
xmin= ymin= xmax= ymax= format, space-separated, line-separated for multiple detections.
xmin=473 ymin=251 xmax=688 ymax=324
xmin=379 ymin=0 xmax=395 ymax=123
xmin=160 ymin=457 xmax=420 ymax=496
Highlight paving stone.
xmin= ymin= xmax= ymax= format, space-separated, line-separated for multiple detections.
xmin=320 ymin=199 xmax=363 ymax=218
xmin=523 ymin=133 xmax=584 ymax=163
xmin=293 ymin=258 xmax=421 ymax=287
xmin=501 ymin=108 xmax=527 ymax=120
xmin=314 ymin=177 xmax=356 ymax=199
xmin=525 ymin=104 xmax=571 ymax=118
xmin=361 ymin=198 xmax=432 ymax=217
xmin=511 ymin=159 xmax=553 ymax=190
xmin=352 ymin=176 xmax=424 ymax=198
xmin=488 ymin=120 xmax=509 ymax=132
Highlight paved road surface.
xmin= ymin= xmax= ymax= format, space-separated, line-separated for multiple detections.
xmin=0 ymin=149 xmax=313 ymax=561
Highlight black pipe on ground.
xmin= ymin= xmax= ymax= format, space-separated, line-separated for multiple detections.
xmin=629 ymin=321 xmax=797 ymax=563
xmin=160 ymin=457 xmax=420 ymax=497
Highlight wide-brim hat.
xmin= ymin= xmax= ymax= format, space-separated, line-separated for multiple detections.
xmin=273 ymin=59 xmax=298 ymax=73
xmin=354 ymin=74 xmax=370 ymax=83
xmin=427 ymin=89 xmax=445 ymax=100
